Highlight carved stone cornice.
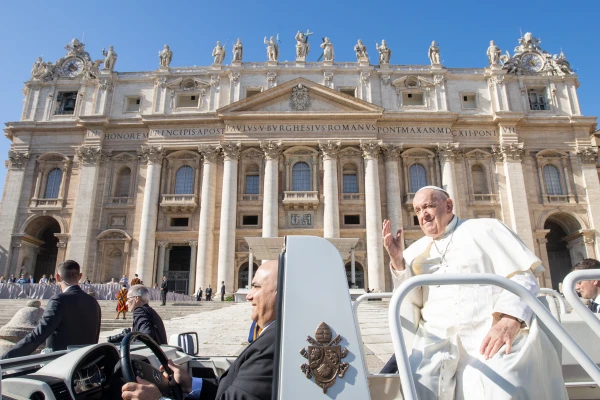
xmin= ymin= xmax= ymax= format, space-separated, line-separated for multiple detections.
xmin=229 ymin=71 xmax=240 ymax=85
xmin=221 ymin=142 xmax=242 ymax=160
xmin=158 ymin=241 xmax=169 ymax=248
xmin=536 ymin=238 xmax=548 ymax=245
xmin=198 ymin=145 xmax=221 ymax=164
xmin=491 ymin=143 xmax=526 ymax=163
xmin=210 ymin=75 xmax=220 ymax=87
xmin=6 ymin=150 xmax=30 ymax=170
xmin=382 ymin=144 xmax=403 ymax=161
xmin=76 ymin=146 xmax=112 ymax=165
xmin=99 ymin=77 xmax=114 ymax=92
xmin=360 ymin=140 xmax=382 ymax=160
xmin=154 ymin=77 xmax=167 ymax=89
xmin=319 ymin=140 xmax=341 ymax=160
xmin=137 ymin=146 xmax=166 ymax=165
xmin=576 ymin=146 xmax=598 ymax=164
xmin=433 ymin=75 xmax=446 ymax=88
xmin=260 ymin=140 xmax=283 ymax=160
xmin=436 ymin=143 xmax=463 ymax=162
xmin=189 ymin=241 xmax=198 ymax=248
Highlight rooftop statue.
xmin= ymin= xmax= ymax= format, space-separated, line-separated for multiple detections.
xmin=487 ymin=40 xmax=501 ymax=65
xmin=232 ymin=38 xmax=243 ymax=62
xmin=320 ymin=37 xmax=334 ymax=62
xmin=264 ymin=36 xmax=279 ymax=62
xmin=102 ymin=46 xmax=117 ymax=71
xmin=295 ymin=30 xmax=312 ymax=60
xmin=31 ymin=57 xmax=45 ymax=79
xmin=354 ymin=39 xmax=368 ymax=62
xmin=428 ymin=40 xmax=441 ymax=65
xmin=212 ymin=41 xmax=226 ymax=65
xmin=158 ymin=44 xmax=173 ymax=68
xmin=376 ymin=40 xmax=391 ymax=64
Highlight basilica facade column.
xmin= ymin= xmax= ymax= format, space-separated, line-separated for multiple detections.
xmin=0 ymin=151 xmax=30 ymax=275
xmin=216 ymin=142 xmax=241 ymax=292
xmin=156 ymin=241 xmax=168 ymax=282
xmin=320 ymin=140 xmax=341 ymax=238
xmin=382 ymin=144 xmax=403 ymax=237
xmin=135 ymin=146 xmax=165 ymax=283
xmin=260 ymin=141 xmax=282 ymax=238
xmin=492 ymin=142 xmax=535 ymax=250
xmin=194 ymin=145 xmax=220 ymax=293
xmin=66 ymin=146 xmax=111 ymax=276
xmin=437 ymin=143 xmax=463 ymax=218
xmin=361 ymin=141 xmax=384 ymax=291
xmin=576 ymin=146 xmax=600 ymax=256
xmin=188 ymin=241 xmax=198 ymax=295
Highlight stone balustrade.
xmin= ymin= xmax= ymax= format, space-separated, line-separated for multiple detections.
xmin=160 ymin=194 xmax=199 ymax=213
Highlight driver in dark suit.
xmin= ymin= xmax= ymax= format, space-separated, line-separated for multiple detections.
xmin=121 ymin=260 xmax=278 ymax=400
xmin=1 ymin=260 xmax=101 ymax=359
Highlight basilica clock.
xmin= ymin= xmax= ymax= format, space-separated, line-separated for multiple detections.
xmin=61 ymin=57 xmax=84 ymax=77
xmin=520 ymin=52 xmax=544 ymax=73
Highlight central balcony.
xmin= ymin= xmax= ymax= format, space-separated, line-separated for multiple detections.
xmin=160 ymin=194 xmax=198 ymax=213
xmin=282 ymin=191 xmax=319 ymax=211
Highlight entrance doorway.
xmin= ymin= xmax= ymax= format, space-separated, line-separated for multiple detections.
xmin=545 ymin=221 xmax=573 ymax=291
xmin=166 ymin=245 xmax=191 ymax=294
xmin=31 ymin=218 xmax=61 ymax=281
xmin=238 ymin=262 xmax=259 ymax=290
xmin=345 ymin=262 xmax=365 ymax=289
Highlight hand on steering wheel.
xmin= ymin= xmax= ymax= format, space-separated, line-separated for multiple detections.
xmin=120 ymin=332 xmax=183 ymax=400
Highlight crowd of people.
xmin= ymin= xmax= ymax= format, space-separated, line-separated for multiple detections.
xmin=1 ymin=185 xmax=600 ymax=399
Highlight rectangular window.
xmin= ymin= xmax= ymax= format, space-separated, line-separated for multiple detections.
xmin=462 ymin=94 xmax=477 ymax=109
xmin=246 ymin=88 xmax=262 ymax=98
xmin=55 ymin=91 xmax=78 ymax=115
xmin=413 ymin=216 xmax=419 ymax=226
xmin=528 ymin=88 xmax=549 ymax=111
xmin=242 ymin=215 xmax=259 ymax=225
xmin=177 ymin=94 xmax=199 ymax=108
xmin=402 ymin=92 xmax=424 ymax=106
xmin=343 ymin=174 xmax=358 ymax=193
xmin=344 ymin=215 xmax=361 ymax=225
xmin=170 ymin=218 xmax=189 ymax=227
xmin=340 ymin=88 xmax=356 ymax=97
xmin=245 ymin=175 xmax=259 ymax=194
xmin=125 ymin=96 xmax=141 ymax=112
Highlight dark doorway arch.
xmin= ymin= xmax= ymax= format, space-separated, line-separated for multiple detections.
xmin=345 ymin=262 xmax=365 ymax=289
xmin=544 ymin=220 xmax=573 ymax=291
xmin=238 ymin=262 xmax=259 ymax=290
xmin=26 ymin=217 xmax=61 ymax=281
xmin=166 ymin=246 xmax=191 ymax=294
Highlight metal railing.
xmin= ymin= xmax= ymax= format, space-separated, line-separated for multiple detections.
xmin=469 ymin=194 xmax=499 ymax=203
xmin=341 ymin=193 xmax=364 ymax=201
xmin=388 ymin=274 xmax=600 ymax=400
xmin=545 ymin=195 xmax=570 ymax=203
xmin=161 ymin=194 xmax=198 ymax=203
xmin=563 ymin=270 xmax=600 ymax=339
xmin=282 ymin=191 xmax=319 ymax=201
xmin=539 ymin=288 xmax=568 ymax=315
xmin=238 ymin=194 xmax=262 ymax=202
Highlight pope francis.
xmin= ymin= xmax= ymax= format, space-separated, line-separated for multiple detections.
xmin=382 ymin=186 xmax=567 ymax=399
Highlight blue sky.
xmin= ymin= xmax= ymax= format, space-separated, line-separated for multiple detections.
xmin=0 ymin=0 xmax=598 ymax=198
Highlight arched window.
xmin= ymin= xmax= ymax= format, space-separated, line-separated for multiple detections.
xmin=115 ymin=167 xmax=131 ymax=197
xmin=174 ymin=166 xmax=194 ymax=194
xmin=292 ymin=162 xmax=311 ymax=191
xmin=471 ymin=164 xmax=488 ymax=194
xmin=342 ymin=164 xmax=358 ymax=193
xmin=409 ymin=163 xmax=427 ymax=193
xmin=543 ymin=164 xmax=562 ymax=195
xmin=245 ymin=163 xmax=260 ymax=194
xmin=44 ymin=168 xmax=62 ymax=199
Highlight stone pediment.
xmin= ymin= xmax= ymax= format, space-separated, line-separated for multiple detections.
xmin=217 ymin=78 xmax=383 ymax=118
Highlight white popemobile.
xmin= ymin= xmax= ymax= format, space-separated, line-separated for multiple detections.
xmin=0 ymin=236 xmax=599 ymax=399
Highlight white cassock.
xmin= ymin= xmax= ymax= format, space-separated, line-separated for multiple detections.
xmin=392 ymin=216 xmax=567 ymax=400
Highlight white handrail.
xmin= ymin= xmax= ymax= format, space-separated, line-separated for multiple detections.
xmin=539 ymin=288 xmax=568 ymax=314
xmin=562 ymin=270 xmax=600 ymax=338
xmin=389 ymin=273 xmax=600 ymax=400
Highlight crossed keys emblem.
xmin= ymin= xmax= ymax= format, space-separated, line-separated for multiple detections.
xmin=300 ymin=322 xmax=349 ymax=393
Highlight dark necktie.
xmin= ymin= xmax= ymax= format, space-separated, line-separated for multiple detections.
xmin=588 ymin=301 xmax=599 ymax=313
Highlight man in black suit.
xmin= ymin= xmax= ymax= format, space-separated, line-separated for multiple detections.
xmin=205 ymin=285 xmax=212 ymax=301
xmin=573 ymin=258 xmax=600 ymax=312
xmin=159 ymin=276 xmax=168 ymax=306
xmin=2 ymin=260 xmax=101 ymax=359
xmin=220 ymin=281 xmax=226 ymax=302
xmin=122 ymin=260 xmax=278 ymax=400
xmin=128 ymin=285 xmax=167 ymax=345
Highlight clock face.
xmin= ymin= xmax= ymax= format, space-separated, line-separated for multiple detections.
xmin=62 ymin=58 xmax=84 ymax=77
xmin=521 ymin=53 xmax=544 ymax=73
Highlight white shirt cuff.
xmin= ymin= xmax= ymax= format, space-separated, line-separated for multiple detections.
xmin=493 ymin=271 xmax=539 ymax=327
xmin=186 ymin=377 xmax=203 ymax=399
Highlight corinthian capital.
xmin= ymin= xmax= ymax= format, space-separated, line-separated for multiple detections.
xmin=76 ymin=146 xmax=112 ymax=165
xmin=6 ymin=150 xmax=30 ymax=170
xmin=436 ymin=143 xmax=463 ymax=162
xmin=221 ymin=142 xmax=242 ymax=160
xmin=319 ymin=140 xmax=341 ymax=160
xmin=360 ymin=140 xmax=382 ymax=160
xmin=576 ymin=146 xmax=598 ymax=165
xmin=137 ymin=146 xmax=166 ymax=164
xmin=198 ymin=144 xmax=221 ymax=164
xmin=260 ymin=140 xmax=283 ymax=160
xmin=382 ymin=143 xmax=403 ymax=161
xmin=491 ymin=142 xmax=526 ymax=162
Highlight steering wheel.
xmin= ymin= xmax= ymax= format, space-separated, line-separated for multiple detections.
xmin=120 ymin=332 xmax=183 ymax=400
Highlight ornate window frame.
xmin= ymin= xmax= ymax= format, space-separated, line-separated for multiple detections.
xmin=392 ymin=76 xmax=434 ymax=110
xmin=535 ymin=149 xmax=572 ymax=204
xmin=283 ymin=146 xmax=319 ymax=192
xmin=464 ymin=149 xmax=498 ymax=205
xmin=166 ymin=77 xmax=210 ymax=112
xmin=106 ymin=152 xmax=138 ymax=207
xmin=401 ymin=148 xmax=436 ymax=205
xmin=239 ymin=148 xmax=264 ymax=202
xmin=30 ymin=153 xmax=71 ymax=209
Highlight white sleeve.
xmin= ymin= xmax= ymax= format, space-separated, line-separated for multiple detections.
xmin=493 ymin=270 xmax=539 ymax=327
xmin=390 ymin=262 xmax=423 ymax=308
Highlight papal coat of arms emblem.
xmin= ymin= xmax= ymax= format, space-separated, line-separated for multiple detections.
xmin=289 ymin=84 xmax=311 ymax=111
xmin=300 ymin=322 xmax=349 ymax=393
